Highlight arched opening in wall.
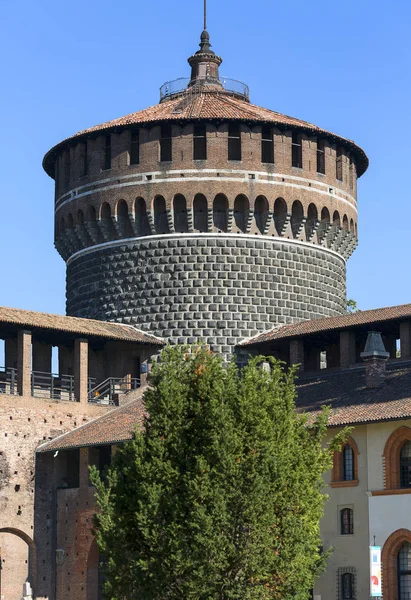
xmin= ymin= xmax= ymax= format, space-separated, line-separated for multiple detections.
xmin=333 ymin=210 xmax=341 ymax=228
xmin=77 ymin=210 xmax=84 ymax=226
xmin=274 ymin=197 xmax=287 ymax=236
xmin=135 ymin=198 xmax=151 ymax=236
xmin=349 ymin=218 xmax=355 ymax=233
xmin=254 ymin=196 xmax=269 ymax=234
xmin=382 ymin=529 xmax=411 ymax=600
xmin=101 ymin=202 xmax=116 ymax=238
xmin=342 ymin=214 xmax=349 ymax=231
xmin=355 ymin=223 xmax=358 ymax=237
xmin=318 ymin=207 xmax=330 ymax=241
xmin=87 ymin=539 xmax=104 ymax=600
xmin=67 ymin=213 xmax=74 ymax=229
xmin=86 ymin=205 xmax=97 ymax=223
xmin=173 ymin=194 xmax=189 ymax=233
xmin=234 ymin=195 xmax=249 ymax=233
xmin=116 ymin=200 xmax=134 ymax=238
xmin=154 ymin=196 xmax=168 ymax=234
xmin=0 ymin=528 xmax=37 ymax=599
xmin=291 ymin=200 xmax=304 ymax=238
xmin=305 ymin=203 xmax=318 ymax=240
xmin=213 ymin=194 xmax=228 ymax=231
xmin=193 ymin=194 xmax=208 ymax=232
xmin=60 ymin=217 xmax=66 ymax=234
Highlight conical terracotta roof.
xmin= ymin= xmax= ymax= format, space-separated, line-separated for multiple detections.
xmin=43 ymin=89 xmax=368 ymax=177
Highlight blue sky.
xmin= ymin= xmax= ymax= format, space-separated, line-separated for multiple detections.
xmin=0 ymin=0 xmax=409 ymax=314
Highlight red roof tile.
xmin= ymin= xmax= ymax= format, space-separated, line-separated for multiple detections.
xmin=43 ymin=90 xmax=368 ymax=177
xmin=239 ymin=303 xmax=411 ymax=346
xmin=0 ymin=306 xmax=165 ymax=345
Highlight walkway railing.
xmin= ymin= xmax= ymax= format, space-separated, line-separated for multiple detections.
xmin=159 ymin=76 xmax=250 ymax=102
xmin=0 ymin=367 xmax=17 ymax=395
xmin=31 ymin=371 xmax=76 ymax=401
xmin=88 ymin=376 xmax=140 ymax=405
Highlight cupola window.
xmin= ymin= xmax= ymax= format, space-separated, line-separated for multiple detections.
xmin=228 ymin=124 xmax=241 ymax=161
xmin=160 ymin=124 xmax=172 ymax=162
xmin=292 ymin=132 xmax=303 ymax=168
xmin=193 ymin=124 xmax=207 ymax=160
xmin=261 ymin=126 xmax=274 ymax=164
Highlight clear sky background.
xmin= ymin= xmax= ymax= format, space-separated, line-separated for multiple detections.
xmin=0 ymin=0 xmax=409 ymax=315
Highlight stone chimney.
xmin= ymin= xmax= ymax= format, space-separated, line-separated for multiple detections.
xmin=360 ymin=331 xmax=389 ymax=388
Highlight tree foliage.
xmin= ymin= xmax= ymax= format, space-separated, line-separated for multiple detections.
xmin=91 ymin=346 xmax=346 ymax=600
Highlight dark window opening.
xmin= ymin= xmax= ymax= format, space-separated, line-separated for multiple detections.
xmin=104 ymin=135 xmax=111 ymax=170
xmin=336 ymin=146 xmax=343 ymax=180
xmin=343 ymin=445 xmax=354 ymax=481
xmin=349 ymin=156 xmax=354 ymax=189
xmin=193 ymin=124 xmax=207 ymax=160
xmin=261 ymin=126 xmax=274 ymax=164
xmin=400 ymin=441 xmax=411 ymax=488
xmin=228 ymin=124 xmax=241 ymax=161
xmin=89 ymin=445 xmax=112 ymax=485
xmin=57 ymin=449 xmax=80 ymax=489
xmin=130 ymin=129 xmax=140 ymax=165
xmin=64 ymin=150 xmax=70 ymax=187
xmin=340 ymin=508 xmax=354 ymax=535
xmin=398 ymin=542 xmax=411 ymax=599
xmin=81 ymin=141 xmax=88 ymax=177
xmin=292 ymin=132 xmax=303 ymax=168
xmin=341 ymin=573 xmax=354 ymax=600
xmin=160 ymin=124 xmax=172 ymax=162
xmin=317 ymin=139 xmax=325 ymax=174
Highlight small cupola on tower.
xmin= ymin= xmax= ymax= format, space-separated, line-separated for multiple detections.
xmin=187 ymin=28 xmax=223 ymax=89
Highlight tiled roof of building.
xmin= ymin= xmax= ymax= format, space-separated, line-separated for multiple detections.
xmin=43 ymin=90 xmax=368 ymax=177
xmin=37 ymin=393 xmax=147 ymax=452
xmin=38 ymin=362 xmax=411 ymax=453
xmin=296 ymin=363 xmax=411 ymax=427
xmin=0 ymin=306 xmax=165 ymax=345
xmin=239 ymin=303 xmax=411 ymax=346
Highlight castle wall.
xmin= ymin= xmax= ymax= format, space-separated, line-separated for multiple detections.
xmin=0 ymin=393 xmax=109 ymax=600
xmin=66 ymin=234 xmax=346 ymax=358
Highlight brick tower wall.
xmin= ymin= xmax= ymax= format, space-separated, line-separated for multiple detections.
xmin=66 ymin=234 xmax=346 ymax=358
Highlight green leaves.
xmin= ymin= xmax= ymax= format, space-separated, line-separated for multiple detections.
xmin=91 ymin=346 xmax=338 ymax=599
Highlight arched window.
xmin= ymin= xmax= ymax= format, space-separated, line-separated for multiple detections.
xmin=398 ymin=543 xmax=411 ymax=599
xmin=400 ymin=441 xmax=411 ymax=489
xmin=234 ymin=195 xmax=249 ymax=233
xmin=213 ymin=194 xmax=228 ymax=231
xmin=343 ymin=215 xmax=349 ymax=230
xmin=154 ymin=196 xmax=168 ymax=234
xmin=340 ymin=508 xmax=354 ymax=535
xmin=254 ymin=196 xmax=269 ymax=234
xmin=274 ymin=197 xmax=287 ymax=236
xmin=135 ymin=198 xmax=151 ymax=236
xmin=173 ymin=195 xmax=188 ymax=233
xmin=333 ymin=211 xmax=341 ymax=228
xmin=291 ymin=200 xmax=304 ymax=238
xmin=117 ymin=200 xmax=133 ymax=237
xmin=331 ymin=438 xmax=359 ymax=487
xmin=343 ymin=445 xmax=354 ymax=481
xmin=305 ymin=203 xmax=318 ymax=239
xmin=193 ymin=194 xmax=208 ymax=232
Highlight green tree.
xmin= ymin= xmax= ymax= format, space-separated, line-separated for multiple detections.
xmin=91 ymin=346 xmax=346 ymax=600
xmin=346 ymin=299 xmax=359 ymax=313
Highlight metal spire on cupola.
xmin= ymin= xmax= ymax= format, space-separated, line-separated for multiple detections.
xmin=187 ymin=0 xmax=223 ymax=88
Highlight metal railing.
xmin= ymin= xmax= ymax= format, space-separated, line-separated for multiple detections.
xmin=0 ymin=367 xmax=17 ymax=395
xmin=88 ymin=376 xmax=140 ymax=406
xmin=31 ymin=370 xmax=76 ymax=401
xmin=159 ymin=76 xmax=250 ymax=102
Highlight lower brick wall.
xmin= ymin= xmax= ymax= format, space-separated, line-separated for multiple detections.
xmin=0 ymin=394 xmax=109 ymax=600
xmin=67 ymin=234 xmax=347 ymax=359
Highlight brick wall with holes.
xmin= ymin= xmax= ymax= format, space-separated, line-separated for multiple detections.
xmin=0 ymin=393 xmax=109 ymax=600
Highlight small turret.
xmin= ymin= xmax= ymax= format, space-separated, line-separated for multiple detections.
xmin=187 ymin=28 xmax=223 ymax=89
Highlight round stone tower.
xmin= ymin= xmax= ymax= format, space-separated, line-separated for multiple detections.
xmin=43 ymin=27 xmax=368 ymax=358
